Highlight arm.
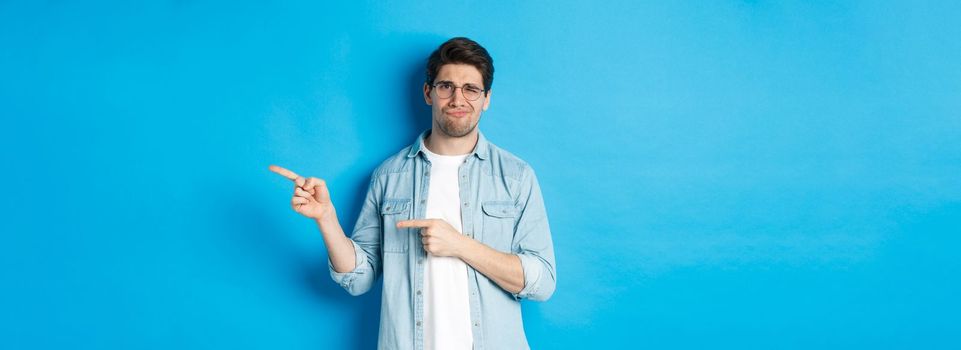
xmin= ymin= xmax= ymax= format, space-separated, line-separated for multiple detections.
xmin=316 ymin=213 xmax=357 ymax=274
xmin=397 ymin=219 xmax=526 ymax=295
xmin=269 ymin=165 xmax=382 ymax=296
xmin=505 ymin=168 xmax=556 ymax=301
xmin=327 ymin=176 xmax=383 ymax=296
xmin=397 ymin=168 xmax=556 ymax=301
xmin=395 ymin=219 xmax=524 ymax=293
xmin=457 ymin=237 xmax=525 ymax=294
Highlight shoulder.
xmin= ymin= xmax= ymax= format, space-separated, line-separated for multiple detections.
xmin=369 ymin=145 xmax=415 ymax=181
xmin=486 ymin=141 xmax=536 ymax=182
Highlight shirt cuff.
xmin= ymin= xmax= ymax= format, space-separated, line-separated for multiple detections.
xmin=512 ymin=253 xmax=542 ymax=300
xmin=328 ymin=239 xmax=367 ymax=289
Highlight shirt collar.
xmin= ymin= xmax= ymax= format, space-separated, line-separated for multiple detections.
xmin=406 ymin=129 xmax=489 ymax=160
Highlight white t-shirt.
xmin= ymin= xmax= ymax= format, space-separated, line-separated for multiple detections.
xmin=421 ymin=146 xmax=473 ymax=350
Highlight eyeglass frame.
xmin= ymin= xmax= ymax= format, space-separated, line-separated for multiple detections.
xmin=428 ymin=81 xmax=488 ymax=101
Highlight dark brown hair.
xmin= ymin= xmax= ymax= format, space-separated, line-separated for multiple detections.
xmin=425 ymin=37 xmax=494 ymax=93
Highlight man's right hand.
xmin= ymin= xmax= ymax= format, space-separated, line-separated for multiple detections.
xmin=269 ymin=164 xmax=355 ymax=274
xmin=269 ymin=165 xmax=336 ymax=223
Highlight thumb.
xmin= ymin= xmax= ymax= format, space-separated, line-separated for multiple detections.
xmin=313 ymin=181 xmax=331 ymax=202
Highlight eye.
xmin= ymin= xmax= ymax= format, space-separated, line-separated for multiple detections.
xmin=464 ymin=85 xmax=482 ymax=94
xmin=437 ymin=82 xmax=453 ymax=90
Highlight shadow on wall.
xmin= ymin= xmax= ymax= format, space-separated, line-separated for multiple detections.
xmin=229 ymin=35 xmax=442 ymax=349
xmin=403 ymin=36 xmax=438 ymax=137
xmin=217 ymin=186 xmax=380 ymax=349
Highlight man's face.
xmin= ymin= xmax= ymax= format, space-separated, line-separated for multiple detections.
xmin=423 ymin=63 xmax=491 ymax=138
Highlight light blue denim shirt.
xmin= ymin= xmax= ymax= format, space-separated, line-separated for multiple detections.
xmin=329 ymin=129 xmax=557 ymax=350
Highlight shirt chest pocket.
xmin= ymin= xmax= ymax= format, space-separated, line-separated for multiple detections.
xmin=481 ymin=201 xmax=519 ymax=253
xmin=381 ymin=198 xmax=411 ymax=253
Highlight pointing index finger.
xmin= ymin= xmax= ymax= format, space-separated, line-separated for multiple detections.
xmin=268 ymin=165 xmax=300 ymax=181
xmin=396 ymin=219 xmax=433 ymax=229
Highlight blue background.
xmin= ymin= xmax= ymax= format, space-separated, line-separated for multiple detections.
xmin=2 ymin=1 xmax=960 ymax=349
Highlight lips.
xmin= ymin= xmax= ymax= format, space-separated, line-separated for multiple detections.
xmin=446 ymin=110 xmax=469 ymax=117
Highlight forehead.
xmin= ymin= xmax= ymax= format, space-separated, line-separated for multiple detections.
xmin=436 ymin=63 xmax=483 ymax=85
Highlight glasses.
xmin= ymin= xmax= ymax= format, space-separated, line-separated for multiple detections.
xmin=431 ymin=81 xmax=486 ymax=101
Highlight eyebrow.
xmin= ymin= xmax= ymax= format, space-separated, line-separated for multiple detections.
xmin=436 ymin=80 xmax=482 ymax=88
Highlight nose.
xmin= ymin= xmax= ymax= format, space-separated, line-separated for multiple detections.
xmin=448 ymin=87 xmax=467 ymax=106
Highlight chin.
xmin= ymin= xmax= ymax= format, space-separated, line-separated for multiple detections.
xmin=440 ymin=121 xmax=476 ymax=138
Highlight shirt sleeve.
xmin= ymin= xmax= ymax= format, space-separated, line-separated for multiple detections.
xmin=510 ymin=167 xmax=557 ymax=301
xmin=328 ymin=175 xmax=383 ymax=296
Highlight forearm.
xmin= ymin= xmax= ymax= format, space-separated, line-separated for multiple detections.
xmin=316 ymin=213 xmax=356 ymax=273
xmin=457 ymin=237 xmax=525 ymax=294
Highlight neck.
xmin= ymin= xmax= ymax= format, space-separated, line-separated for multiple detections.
xmin=425 ymin=128 xmax=478 ymax=156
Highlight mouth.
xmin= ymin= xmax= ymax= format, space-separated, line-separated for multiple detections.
xmin=446 ymin=110 xmax=469 ymax=118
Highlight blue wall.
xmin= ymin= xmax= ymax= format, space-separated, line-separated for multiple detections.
xmin=2 ymin=1 xmax=959 ymax=348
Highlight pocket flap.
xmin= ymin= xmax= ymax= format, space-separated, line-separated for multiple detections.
xmin=482 ymin=201 xmax=519 ymax=218
xmin=381 ymin=198 xmax=411 ymax=215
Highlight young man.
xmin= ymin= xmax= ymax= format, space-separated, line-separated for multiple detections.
xmin=269 ymin=37 xmax=556 ymax=350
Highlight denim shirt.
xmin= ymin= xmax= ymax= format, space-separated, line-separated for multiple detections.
xmin=328 ymin=129 xmax=557 ymax=350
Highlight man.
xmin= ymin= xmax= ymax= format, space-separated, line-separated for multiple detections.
xmin=269 ymin=37 xmax=556 ymax=350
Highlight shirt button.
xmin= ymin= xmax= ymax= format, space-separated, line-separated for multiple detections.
xmin=474 ymin=323 xmax=479 ymax=327
xmin=417 ymin=290 xmax=422 ymax=295
xmin=463 ymin=202 xmax=469 ymax=207
xmin=420 ymin=200 xmax=426 ymax=204
xmin=417 ymin=321 xmax=422 ymax=327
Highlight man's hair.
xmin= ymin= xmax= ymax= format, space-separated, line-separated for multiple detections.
xmin=425 ymin=37 xmax=494 ymax=93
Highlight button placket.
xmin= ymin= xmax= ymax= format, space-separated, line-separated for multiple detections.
xmin=413 ymin=158 xmax=429 ymax=346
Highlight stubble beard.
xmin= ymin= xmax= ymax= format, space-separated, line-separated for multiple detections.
xmin=436 ymin=113 xmax=478 ymax=138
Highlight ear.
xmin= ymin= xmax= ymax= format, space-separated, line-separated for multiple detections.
xmin=482 ymin=89 xmax=492 ymax=111
xmin=423 ymin=83 xmax=433 ymax=105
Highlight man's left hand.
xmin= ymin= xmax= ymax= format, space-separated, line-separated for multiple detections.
xmin=396 ymin=219 xmax=470 ymax=257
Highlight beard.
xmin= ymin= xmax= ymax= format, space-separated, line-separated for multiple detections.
xmin=436 ymin=113 xmax=477 ymax=138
